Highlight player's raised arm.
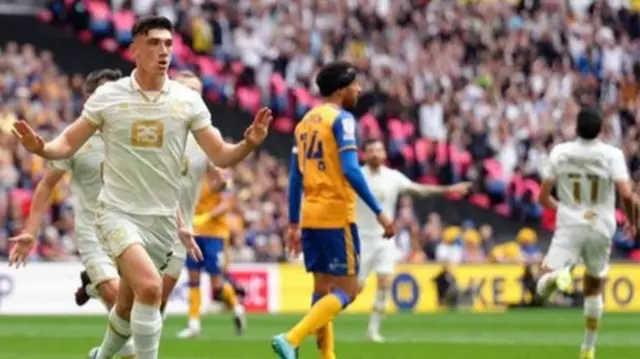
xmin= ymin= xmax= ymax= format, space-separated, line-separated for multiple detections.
xmin=9 ymin=166 xmax=68 ymax=267
xmin=190 ymin=96 xmax=273 ymax=167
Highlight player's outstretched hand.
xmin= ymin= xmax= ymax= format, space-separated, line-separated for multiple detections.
xmin=285 ymin=224 xmax=302 ymax=257
xmin=8 ymin=232 xmax=36 ymax=268
xmin=178 ymin=227 xmax=203 ymax=262
xmin=244 ymin=107 xmax=273 ymax=147
xmin=445 ymin=182 xmax=472 ymax=196
xmin=12 ymin=120 xmax=45 ymax=155
xmin=376 ymin=212 xmax=396 ymax=239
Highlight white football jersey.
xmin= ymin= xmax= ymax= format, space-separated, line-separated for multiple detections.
xmin=81 ymin=72 xmax=212 ymax=216
xmin=179 ymin=135 xmax=209 ymax=231
xmin=356 ymin=165 xmax=413 ymax=238
xmin=48 ymin=134 xmax=105 ymax=233
xmin=541 ymin=139 xmax=629 ymax=238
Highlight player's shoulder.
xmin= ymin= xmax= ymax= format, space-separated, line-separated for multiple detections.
xmin=168 ymin=80 xmax=199 ymax=98
xmin=596 ymin=141 xmax=624 ymax=157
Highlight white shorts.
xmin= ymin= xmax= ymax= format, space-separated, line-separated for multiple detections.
xmin=358 ymin=235 xmax=399 ymax=284
xmin=164 ymin=242 xmax=186 ymax=279
xmin=94 ymin=202 xmax=177 ymax=273
xmin=74 ymin=221 xmax=118 ymax=286
xmin=543 ymin=226 xmax=612 ymax=278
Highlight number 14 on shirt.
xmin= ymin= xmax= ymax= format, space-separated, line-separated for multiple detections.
xmin=300 ymin=131 xmax=326 ymax=171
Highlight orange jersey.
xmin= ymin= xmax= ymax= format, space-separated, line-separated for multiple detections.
xmin=294 ymin=103 xmax=358 ymax=228
xmin=193 ymin=177 xmax=231 ymax=239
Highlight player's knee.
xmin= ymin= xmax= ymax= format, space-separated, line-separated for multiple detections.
xmin=97 ymin=279 xmax=119 ymax=308
xmin=134 ymin=278 xmax=162 ymax=305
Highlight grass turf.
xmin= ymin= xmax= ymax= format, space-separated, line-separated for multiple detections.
xmin=0 ymin=310 xmax=638 ymax=358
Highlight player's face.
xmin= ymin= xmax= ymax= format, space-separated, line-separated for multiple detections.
xmin=343 ymin=81 xmax=362 ymax=108
xmin=365 ymin=141 xmax=386 ymax=167
xmin=133 ymin=29 xmax=173 ymax=75
xmin=175 ymin=76 xmax=203 ymax=94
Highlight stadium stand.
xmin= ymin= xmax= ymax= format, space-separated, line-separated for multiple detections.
xmin=2 ymin=0 xmax=639 ymax=264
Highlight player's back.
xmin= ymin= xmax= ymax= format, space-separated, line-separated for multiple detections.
xmin=550 ymin=139 xmax=626 ymax=237
xmin=294 ymin=103 xmax=356 ymax=228
xmin=180 ymin=135 xmax=209 ymax=230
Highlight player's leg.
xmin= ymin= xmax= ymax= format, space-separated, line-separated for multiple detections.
xmin=161 ymin=248 xmax=186 ymax=315
xmin=536 ymin=229 xmax=576 ymax=299
xmin=357 ymin=236 xmax=382 ymax=341
xmin=91 ymin=277 xmax=136 ymax=359
xmin=78 ymin=230 xmax=137 ymax=359
xmin=177 ymin=237 xmax=205 ymax=338
xmin=311 ymin=273 xmax=335 ymax=359
xmin=579 ymin=232 xmax=610 ymax=359
xmin=274 ymin=224 xmax=360 ymax=359
xmin=206 ymin=238 xmax=246 ymax=335
xmin=367 ymin=241 xmax=396 ymax=342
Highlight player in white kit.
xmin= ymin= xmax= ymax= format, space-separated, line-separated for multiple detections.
xmin=8 ymin=69 xmax=137 ymax=358
xmin=12 ymin=16 xmax=272 ymax=359
xmin=538 ymin=107 xmax=639 ymax=359
xmin=356 ymin=139 xmax=471 ymax=342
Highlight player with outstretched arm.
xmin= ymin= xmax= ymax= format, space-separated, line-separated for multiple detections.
xmin=357 ymin=138 xmax=471 ymax=342
xmin=12 ymin=16 xmax=271 ymax=359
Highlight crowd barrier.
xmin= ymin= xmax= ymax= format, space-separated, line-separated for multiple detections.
xmin=0 ymin=262 xmax=638 ymax=314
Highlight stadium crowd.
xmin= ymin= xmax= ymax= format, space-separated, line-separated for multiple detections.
xmin=2 ymin=0 xmax=640 ymax=263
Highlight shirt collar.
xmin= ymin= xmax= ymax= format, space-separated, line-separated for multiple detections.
xmin=129 ymin=69 xmax=171 ymax=94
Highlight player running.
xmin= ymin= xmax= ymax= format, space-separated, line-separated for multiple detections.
xmin=538 ymin=107 xmax=639 ymax=359
xmin=271 ymin=61 xmax=395 ymax=359
xmin=7 ymin=68 xmax=137 ymax=359
xmin=12 ymin=16 xmax=271 ymax=359
xmin=177 ymin=164 xmax=246 ymax=338
xmin=357 ymin=138 xmax=471 ymax=342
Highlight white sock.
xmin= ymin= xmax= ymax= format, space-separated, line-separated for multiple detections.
xmin=87 ymin=284 xmax=100 ymax=299
xmin=233 ymin=304 xmax=245 ymax=317
xmin=535 ymin=270 xmax=560 ymax=298
xmin=188 ymin=318 xmax=201 ymax=330
xmin=130 ymin=301 xmax=163 ymax=359
xmin=96 ymin=309 xmax=131 ymax=359
xmin=119 ymin=340 xmax=136 ymax=357
xmin=582 ymin=295 xmax=603 ymax=350
xmin=368 ymin=289 xmax=387 ymax=333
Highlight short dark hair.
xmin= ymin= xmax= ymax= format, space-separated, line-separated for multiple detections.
xmin=576 ymin=107 xmax=603 ymax=140
xmin=362 ymin=138 xmax=383 ymax=151
xmin=315 ymin=61 xmax=357 ymax=97
xmin=132 ymin=16 xmax=173 ymax=37
xmin=84 ymin=68 xmax=122 ymax=94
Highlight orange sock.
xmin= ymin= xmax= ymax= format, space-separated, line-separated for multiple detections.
xmin=285 ymin=290 xmax=349 ymax=347
xmin=317 ymin=321 xmax=335 ymax=359
xmin=188 ymin=286 xmax=201 ymax=320
xmin=220 ymin=282 xmax=238 ymax=309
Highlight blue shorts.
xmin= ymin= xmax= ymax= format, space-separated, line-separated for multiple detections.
xmin=185 ymin=236 xmax=225 ymax=275
xmin=302 ymin=223 xmax=360 ymax=276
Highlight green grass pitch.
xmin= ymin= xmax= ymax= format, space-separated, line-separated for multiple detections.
xmin=0 ymin=310 xmax=638 ymax=358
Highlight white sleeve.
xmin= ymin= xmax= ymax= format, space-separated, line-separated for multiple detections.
xmin=81 ymin=85 xmax=111 ymax=127
xmin=394 ymin=170 xmax=414 ymax=192
xmin=611 ymin=149 xmax=630 ymax=181
xmin=540 ymin=147 xmax=558 ymax=180
xmin=188 ymin=96 xmax=212 ymax=132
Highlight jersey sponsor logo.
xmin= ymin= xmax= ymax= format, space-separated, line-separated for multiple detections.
xmin=342 ymin=117 xmax=356 ymax=141
xmin=130 ymin=119 xmax=164 ymax=148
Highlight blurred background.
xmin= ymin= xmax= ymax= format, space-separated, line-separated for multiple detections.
xmin=0 ymin=0 xmax=639 ymax=317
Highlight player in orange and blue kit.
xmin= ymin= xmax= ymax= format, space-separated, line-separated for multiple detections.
xmin=179 ymin=167 xmax=246 ymax=338
xmin=271 ymin=61 xmax=396 ymax=359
